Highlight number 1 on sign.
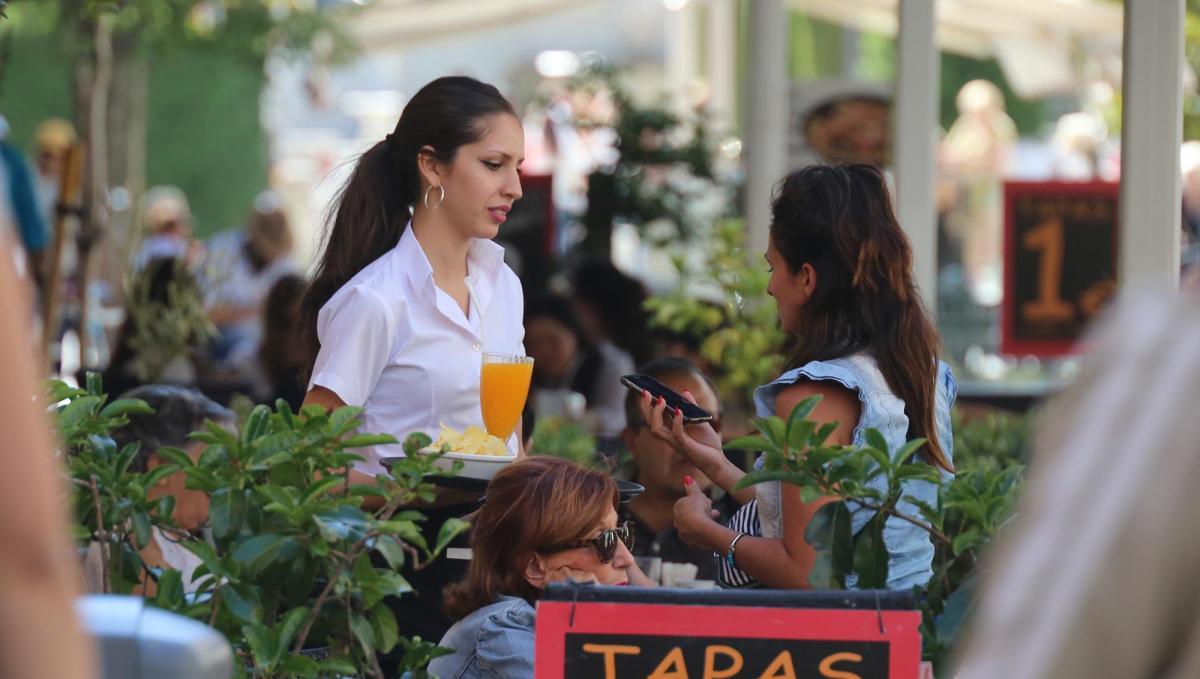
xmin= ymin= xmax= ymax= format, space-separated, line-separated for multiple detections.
xmin=1022 ymin=216 xmax=1075 ymax=323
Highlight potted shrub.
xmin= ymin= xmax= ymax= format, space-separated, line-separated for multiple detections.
xmin=54 ymin=374 xmax=467 ymax=677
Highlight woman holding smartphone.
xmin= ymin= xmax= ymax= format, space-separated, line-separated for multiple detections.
xmin=299 ymin=76 xmax=527 ymax=481
xmin=641 ymin=164 xmax=956 ymax=591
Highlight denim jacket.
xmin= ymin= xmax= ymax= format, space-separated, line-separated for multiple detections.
xmin=428 ymin=596 xmax=536 ymax=679
xmin=752 ymin=353 xmax=956 ymax=590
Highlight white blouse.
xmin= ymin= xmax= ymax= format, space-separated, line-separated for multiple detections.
xmin=309 ymin=226 xmax=525 ymax=475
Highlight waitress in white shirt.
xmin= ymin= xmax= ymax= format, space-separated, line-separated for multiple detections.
xmin=298 ymin=76 xmax=526 ymax=485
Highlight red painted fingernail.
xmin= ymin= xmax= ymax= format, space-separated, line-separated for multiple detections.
xmin=684 ymin=475 xmax=694 ymax=485
xmin=675 ymin=407 xmax=682 ymax=416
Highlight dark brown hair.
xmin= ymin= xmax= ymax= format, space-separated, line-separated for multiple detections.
xmin=298 ymin=76 xmax=516 ymax=380
xmin=259 ymin=273 xmax=307 ymax=401
xmin=770 ymin=164 xmax=951 ymax=472
xmin=443 ymin=457 xmax=619 ymax=620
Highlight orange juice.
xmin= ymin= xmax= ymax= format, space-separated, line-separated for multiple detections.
xmin=480 ymin=361 xmax=534 ymax=439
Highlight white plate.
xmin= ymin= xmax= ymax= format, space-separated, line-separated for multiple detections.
xmin=416 ymin=446 xmax=516 ymax=481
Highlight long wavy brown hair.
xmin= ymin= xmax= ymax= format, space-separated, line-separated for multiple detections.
xmin=443 ymin=457 xmax=619 ymax=620
xmin=770 ymin=164 xmax=952 ymax=472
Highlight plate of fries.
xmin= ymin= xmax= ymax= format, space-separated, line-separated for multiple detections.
xmin=417 ymin=424 xmax=516 ymax=480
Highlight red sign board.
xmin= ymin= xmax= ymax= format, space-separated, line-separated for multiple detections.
xmin=1002 ymin=181 xmax=1120 ymax=356
xmin=534 ymin=599 xmax=923 ymax=679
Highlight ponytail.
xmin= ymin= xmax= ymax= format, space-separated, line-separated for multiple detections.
xmin=298 ymin=76 xmax=516 ymax=381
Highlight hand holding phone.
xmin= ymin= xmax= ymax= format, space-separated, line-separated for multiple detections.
xmin=620 ymin=374 xmax=713 ymax=424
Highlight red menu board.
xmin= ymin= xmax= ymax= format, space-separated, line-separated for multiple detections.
xmin=534 ymin=598 xmax=923 ymax=679
xmin=1002 ymin=181 xmax=1120 ymax=356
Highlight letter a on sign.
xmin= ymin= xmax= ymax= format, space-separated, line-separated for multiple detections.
xmin=818 ymin=652 xmax=863 ymax=679
xmin=757 ymin=651 xmax=797 ymax=679
xmin=648 ymin=647 xmax=690 ymax=679
xmin=704 ymin=645 xmax=743 ymax=679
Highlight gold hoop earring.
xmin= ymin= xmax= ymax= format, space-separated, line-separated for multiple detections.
xmin=423 ymin=185 xmax=445 ymax=209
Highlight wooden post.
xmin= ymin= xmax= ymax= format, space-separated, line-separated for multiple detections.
xmin=40 ymin=144 xmax=85 ymax=371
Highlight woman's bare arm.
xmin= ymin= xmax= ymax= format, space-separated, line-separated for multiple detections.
xmin=677 ymin=380 xmax=860 ymax=589
xmin=0 ymin=243 xmax=96 ymax=678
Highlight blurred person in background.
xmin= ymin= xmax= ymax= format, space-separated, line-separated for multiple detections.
xmin=0 ymin=115 xmax=49 ymax=273
xmin=31 ymin=118 xmax=76 ymax=231
xmin=133 ymin=185 xmax=200 ymax=271
xmin=85 ymin=385 xmax=234 ymax=596
xmin=940 ymin=80 xmax=1016 ymax=307
xmin=620 ymin=357 xmax=734 ymax=585
xmin=570 ymin=257 xmax=653 ymax=367
xmin=0 ymin=231 xmax=95 ymax=678
xmin=1050 ymin=111 xmax=1109 ymax=181
xmin=204 ymin=191 xmax=298 ymax=374
xmin=257 ymin=273 xmax=308 ymax=409
xmin=960 ymin=285 xmax=1200 ymax=678
xmin=525 ymin=291 xmax=633 ymax=436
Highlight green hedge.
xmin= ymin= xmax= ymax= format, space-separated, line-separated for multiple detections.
xmin=0 ymin=29 xmax=267 ymax=239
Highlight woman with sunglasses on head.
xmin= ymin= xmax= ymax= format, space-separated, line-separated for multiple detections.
xmin=641 ymin=164 xmax=956 ymax=591
xmin=299 ymin=75 xmax=527 ymax=485
xmin=431 ymin=456 xmax=643 ymax=679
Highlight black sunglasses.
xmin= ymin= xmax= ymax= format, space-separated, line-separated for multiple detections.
xmin=540 ymin=521 xmax=635 ymax=564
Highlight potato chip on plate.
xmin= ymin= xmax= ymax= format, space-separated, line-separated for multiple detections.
xmin=431 ymin=424 xmax=510 ymax=457
xmin=417 ymin=424 xmax=516 ymax=481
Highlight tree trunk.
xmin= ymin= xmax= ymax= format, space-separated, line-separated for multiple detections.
xmin=95 ymin=35 xmax=147 ymax=326
xmin=57 ymin=12 xmax=115 ymax=372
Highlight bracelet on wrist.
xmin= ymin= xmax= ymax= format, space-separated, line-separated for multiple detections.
xmin=725 ymin=532 xmax=748 ymax=569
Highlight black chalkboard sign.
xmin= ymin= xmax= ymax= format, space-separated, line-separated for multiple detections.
xmin=1002 ymin=181 xmax=1119 ymax=356
xmin=535 ymin=585 xmax=922 ymax=679
xmin=497 ymin=173 xmax=555 ymax=292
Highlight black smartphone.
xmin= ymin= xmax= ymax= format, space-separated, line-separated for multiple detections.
xmin=620 ymin=374 xmax=713 ymax=424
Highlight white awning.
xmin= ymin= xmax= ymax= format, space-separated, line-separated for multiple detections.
xmin=793 ymin=0 xmax=1123 ymax=60
xmin=793 ymin=0 xmax=1123 ymax=97
xmin=349 ymin=0 xmax=597 ymax=50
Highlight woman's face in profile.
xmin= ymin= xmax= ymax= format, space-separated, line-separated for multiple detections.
xmin=536 ymin=507 xmax=633 ymax=587
xmin=524 ymin=316 xmax=578 ymax=383
xmin=765 ymin=236 xmax=808 ymax=335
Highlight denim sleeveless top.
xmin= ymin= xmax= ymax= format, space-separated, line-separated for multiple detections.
xmin=752 ymin=353 xmax=956 ymax=590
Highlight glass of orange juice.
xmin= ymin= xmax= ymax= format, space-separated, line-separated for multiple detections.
xmin=480 ymin=352 xmax=535 ymax=443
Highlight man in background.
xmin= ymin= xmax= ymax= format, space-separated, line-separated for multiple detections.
xmin=620 ymin=357 xmax=735 ymax=585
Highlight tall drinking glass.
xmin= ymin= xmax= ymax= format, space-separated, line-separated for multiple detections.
xmin=480 ymin=353 xmax=535 ymax=443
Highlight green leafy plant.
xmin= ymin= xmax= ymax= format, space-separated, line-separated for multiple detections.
xmin=55 ymin=373 xmax=468 ymax=678
xmin=645 ymin=219 xmax=787 ymax=405
xmin=123 ymin=260 xmax=216 ymax=382
xmin=731 ymin=396 xmax=1024 ymax=673
xmin=530 ymin=416 xmax=598 ymax=466
xmin=54 ymin=373 xmax=164 ymax=594
xmin=951 ymin=409 xmax=1031 ymax=472
xmin=565 ymin=60 xmax=730 ymax=246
